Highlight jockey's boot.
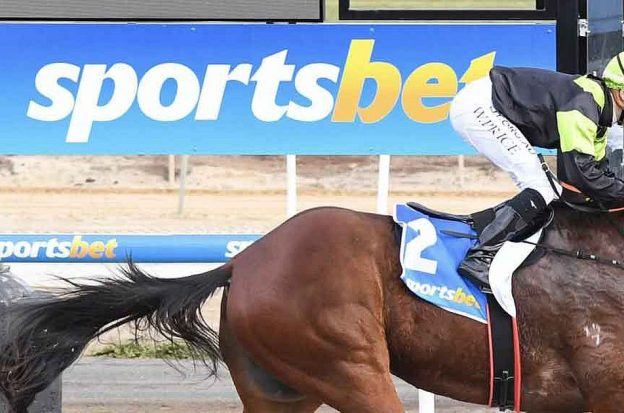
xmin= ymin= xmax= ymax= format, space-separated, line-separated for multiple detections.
xmin=458 ymin=188 xmax=547 ymax=288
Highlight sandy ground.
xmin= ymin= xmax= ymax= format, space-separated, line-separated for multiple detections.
xmin=0 ymin=155 xmax=519 ymax=234
xmin=0 ymin=155 xmax=525 ymax=412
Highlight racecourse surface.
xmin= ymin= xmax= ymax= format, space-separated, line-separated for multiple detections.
xmin=63 ymin=358 xmax=494 ymax=412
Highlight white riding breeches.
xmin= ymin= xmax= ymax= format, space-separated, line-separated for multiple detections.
xmin=449 ymin=76 xmax=557 ymax=204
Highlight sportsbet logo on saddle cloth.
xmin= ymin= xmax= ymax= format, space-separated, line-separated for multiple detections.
xmin=394 ymin=204 xmax=488 ymax=323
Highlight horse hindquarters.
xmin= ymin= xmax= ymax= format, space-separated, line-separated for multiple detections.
xmin=222 ymin=208 xmax=404 ymax=413
xmin=219 ymin=288 xmax=322 ymax=412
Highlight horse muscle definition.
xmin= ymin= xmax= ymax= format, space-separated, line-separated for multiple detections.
xmin=1 ymin=205 xmax=623 ymax=413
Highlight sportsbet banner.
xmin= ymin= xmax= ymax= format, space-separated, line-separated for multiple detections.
xmin=0 ymin=23 xmax=556 ymax=155
xmin=0 ymin=234 xmax=260 ymax=263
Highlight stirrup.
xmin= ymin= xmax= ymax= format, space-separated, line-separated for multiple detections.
xmin=458 ymin=261 xmax=492 ymax=289
xmin=458 ymin=247 xmax=500 ymax=289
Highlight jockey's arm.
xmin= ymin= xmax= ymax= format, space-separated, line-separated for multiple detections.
xmin=557 ymin=110 xmax=624 ymax=207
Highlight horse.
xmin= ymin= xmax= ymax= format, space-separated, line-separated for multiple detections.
xmin=1 ymin=203 xmax=623 ymax=413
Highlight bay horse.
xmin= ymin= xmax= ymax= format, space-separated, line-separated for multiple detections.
xmin=1 ymin=203 xmax=624 ymax=413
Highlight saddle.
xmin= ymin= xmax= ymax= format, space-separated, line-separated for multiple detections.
xmin=405 ymin=202 xmax=549 ymax=270
xmin=406 ymin=202 xmax=471 ymax=223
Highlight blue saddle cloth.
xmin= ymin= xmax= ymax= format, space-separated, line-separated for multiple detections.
xmin=394 ymin=204 xmax=488 ymax=324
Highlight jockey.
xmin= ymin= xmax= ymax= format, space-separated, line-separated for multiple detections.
xmin=449 ymin=52 xmax=624 ymax=288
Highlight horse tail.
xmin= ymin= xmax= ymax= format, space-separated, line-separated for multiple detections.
xmin=0 ymin=262 xmax=232 ymax=413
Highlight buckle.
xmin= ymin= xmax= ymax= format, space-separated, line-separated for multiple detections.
xmin=537 ymin=154 xmax=550 ymax=172
xmin=480 ymin=286 xmax=493 ymax=294
xmin=494 ymin=370 xmax=514 ymax=411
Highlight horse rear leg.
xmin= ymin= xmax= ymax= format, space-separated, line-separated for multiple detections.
xmin=225 ymin=277 xmax=404 ymax=413
xmin=224 ymin=316 xmax=402 ymax=413
xmin=220 ymin=290 xmax=322 ymax=413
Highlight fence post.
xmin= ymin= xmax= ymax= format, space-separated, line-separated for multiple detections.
xmin=457 ymin=155 xmax=465 ymax=188
xmin=286 ymin=155 xmax=298 ymax=218
xmin=419 ymin=391 xmax=435 ymax=413
xmin=177 ymin=155 xmax=189 ymax=216
xmin=168 ymin=155 xmax=176 ymax=186
xmin=377 ymin=155 xmax=391 ymax=214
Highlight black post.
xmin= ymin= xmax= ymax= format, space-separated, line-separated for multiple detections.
xmin=557 ymin=0 xmax=582 ymax=74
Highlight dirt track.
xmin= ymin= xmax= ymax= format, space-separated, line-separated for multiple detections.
xmin=0 ymin=155 xmax=519 ymax=233
xmin=0 ymin=190 xmax=511 ymax=234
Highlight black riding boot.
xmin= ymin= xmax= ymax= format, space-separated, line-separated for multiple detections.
xmin=458 ymin=188 xmax=547 ymax=288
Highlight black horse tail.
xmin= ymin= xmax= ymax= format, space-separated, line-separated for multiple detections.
xmin=0 ymin=262 xmax=232 ymax=413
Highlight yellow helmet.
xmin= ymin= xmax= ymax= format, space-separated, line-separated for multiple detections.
xmin=603 ymin=51 xmax=624 ymax=89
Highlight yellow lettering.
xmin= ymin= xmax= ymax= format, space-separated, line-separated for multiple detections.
xmin=465 ymin=295 xmax=476 ymax=307
xmin=69 ymin=236 xmax=89 ymax=258
xmin=402 ymin=62 xmax=458 ymax=123
xmin=453 ymin=288 xmax=467 ymax=303
xmin=88 ymin=241 xmax=105 ymax=259
xmin=105 ymin=239 xmax=118 ymax=259
xmin=460 ymin=51 xmax=496 ymax=84
xmin=333 ymin=39 xmax=402 ymax=123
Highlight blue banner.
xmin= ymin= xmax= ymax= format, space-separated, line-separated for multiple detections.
xmin=0 ymin=23 xmax=556 ymax=155
xmin=394 ymin=204 xmax=487 ymax=323
xmin=0 ymin=234 xmax=261 ymax=263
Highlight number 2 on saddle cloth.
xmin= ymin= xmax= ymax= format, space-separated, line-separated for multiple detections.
xmin=394 ymin=204 xmax=488 ymax=324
